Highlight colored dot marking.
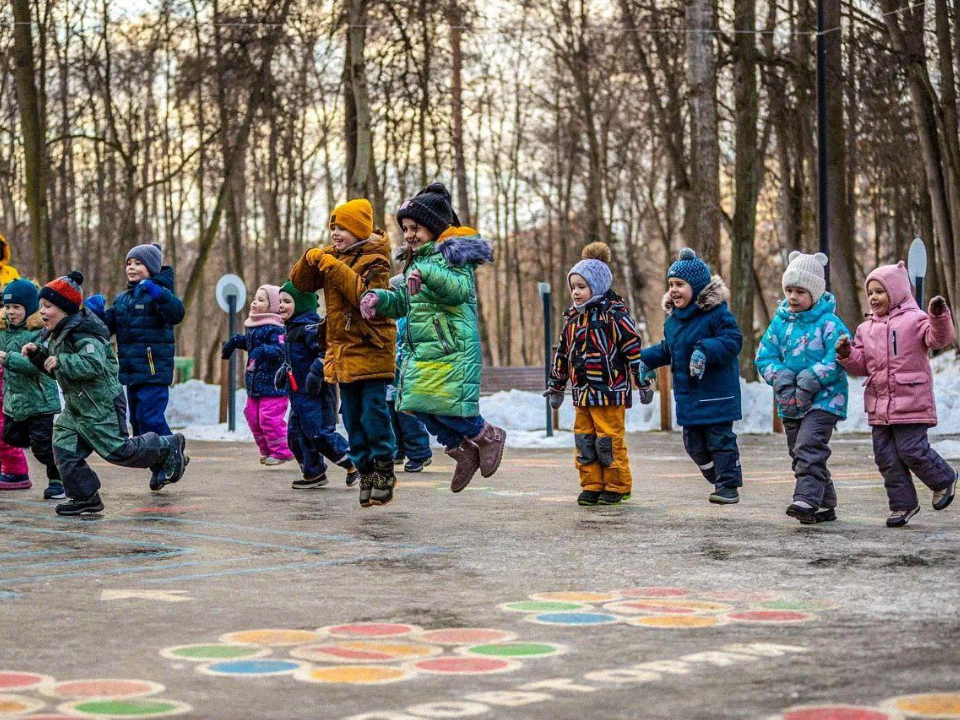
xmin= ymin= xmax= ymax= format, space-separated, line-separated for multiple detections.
xmin=291 ymin=641 xmax=441 ymax=664
xmin=702 ymin=590 xmax=785 ymax=602
xmin=0 ymin=671 xmax=51 ymax=691
xmin=463 ymin=642 xmax=564 ymax=659
xmin=603 ymin=600 xmax=698 ymax=616
xmin=418 ymin=629 xmax=516 ymax=645
xmin=59 ymin=698 xmax=191 ymax=717
xmin=160 ymin=644 xmax=269 ymax=662
xmin=780 ymin=706 xmax=894 ymax=720
xmin=294 ymin=666 xmax=412 ymax=685
xmin=500 ymin=601 xmax=591 ymax=613
xmin=613 ymin=599 xmax=733 ymax=615
xmin=412 ymin=657 xmax=520 ymax=675
xmin=884 ymin=692 xmax=960 ymax=718
xmin=530 ymin=591 xmax=620 ymax=603
xmin=322 ymin=623 xmax=420 ymax=639
xmin=46 ymin=680 xmax=164 ymax=699
xmin=629 ymin=615 xmax=726 ymax=629
xmin=757 ymin=600 xmax=838 ymax=612
xmin=619 ymin=587 xmax=691 ymax=598
xmin=219 ymin=629 xmax=317 ymax=647
xmin=527 ymin=612 xmax=620 ymax=626
xmin=398 ymin=481 xmax=439 ymax=489
xmin=199 ymin=659 xmax=302 ymax=677
xmin=729 ymin=610 xmax=815 ymax=624
xmin=0 ymin=693 xmax=44 ymax=715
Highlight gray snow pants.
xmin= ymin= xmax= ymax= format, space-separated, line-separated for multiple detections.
xmin=783 ymin=410 xmax=839 ymax=510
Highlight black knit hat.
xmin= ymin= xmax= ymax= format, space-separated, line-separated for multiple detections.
xmin=396 ymin=182 xmax=461 ymax=240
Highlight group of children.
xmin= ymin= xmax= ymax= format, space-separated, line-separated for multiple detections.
xmin=547 ymin=240 xmax=957 ymax=526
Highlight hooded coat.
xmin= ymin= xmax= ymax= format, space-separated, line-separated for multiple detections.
xmin=222 ymin=324 xmax=287 ymax=399
xmin=104 ymin=266 xmax=185 ymax=386
xmin=0 ymin=235 xmax=20 ymax=287
xmin=289 ymin=232 xmax=396 ymax=384
xmin=0 ymin=307 xmax=61 ymax=421
xmin=640 ymin=278 xmax=743 ymax=426
xmin=755 ymin=292 xmax=850 ymax=420
xmin=367 ymin=227 xmax=492 ymax=418
xmin=838 ymin=262 xmax=955 ymax=426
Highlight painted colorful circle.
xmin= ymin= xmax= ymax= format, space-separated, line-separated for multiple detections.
xmin=756 ymin=600 xmax=838 ymax=612
xmin=0 ymin=672 xmax=52 ymax=692
xmin=462 ymin=642 xmax=565 ymax=659
xmin=58 ymin=698 xmax=191 ymax=718
xmin=728 ymin=610 xmax=815 ymax=624
xmin=0 ymin=693 xmax=45 ymax=715
xmin=46 ymin=680 xmax=164 ymax=700
xmin=618 ymin=587 xmax=691 ymax=598
xmin=160 ymin=644 xmax=269 ymax=662
xmin=499 ymin=601 xmax=591 ymax=613
xmin=529 ymin=591 xmax=620 ymax=603
xmin=526 ymin=612 xmax=620 ymax=626
xmin=629 ymin=615 xmax=727 ymax=629
xmin=412 ymin=657 xmax=520 ymax=675
xmin=219 ymin=629 xmax=317 ymax=647
xmin=293 ymin=666 xmax=413 ymax=685
xmin=418 ymin=628 xmax=516 ymax=645
xmin=321 ymin=623 xmax=420 ymax=639
xmin=290 ymin=641 xmax=441 ymax=664
xmin=700 ymin=590 xmax=785 ymax=602
xmin=779 ymin=705 xmax=895 ymax=720
xmin=611 ymin=599 xmax=733 ymax=615
xmin=603 ymin=600 xmax=699 ymax=616
xmin=882 ymin=692 xmax=960 ymax=718
xmin=199 ymin=659 xmax=302 ymax=677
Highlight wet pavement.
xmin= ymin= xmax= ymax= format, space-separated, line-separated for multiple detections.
xmin=1 ymin=432 xmax=960 ymax=719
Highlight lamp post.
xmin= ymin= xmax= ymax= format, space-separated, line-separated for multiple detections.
xmin=817 ymin=0 xmax=830 ymax=279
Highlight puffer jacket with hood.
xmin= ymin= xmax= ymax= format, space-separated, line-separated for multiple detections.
xmin=0 ymin=306 xmax=61 ymax=421
xmin=0 ymin=234 xmax=20 ymax=287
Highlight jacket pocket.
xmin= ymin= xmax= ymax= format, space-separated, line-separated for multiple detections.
xmin=893 ymin=371 xmax=927 ymax=387
xmin=433 ymin=316 xmax=454 ymax=355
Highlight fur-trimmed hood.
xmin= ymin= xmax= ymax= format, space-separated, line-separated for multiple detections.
xmin=662 ymin=276 xmax=729 ymax=315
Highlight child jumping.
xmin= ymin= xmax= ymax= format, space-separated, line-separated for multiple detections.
xmin=544 ymin=242 xmax=651 ymax=506
xmin=837 ymin=261 xmax=957 ymax=527
xmin=290 ymin=199 xmax=398 ymax=507
xmin=389 ymin=313 xmax=432 ymax=473
xmin=0 ymin=279 xmax=63 ymax=497
xmin=222 ymin=284 xmax=294 ymax=466
xmin=640 ymin=248 xmax=744 ymax=504
xmin=24 ymin=272 xmax=188 ymax=515
xmin=279 ymin=280 xmax=357 ymax=490
xmin=756 ymin=252 xmax=850 ymax=524
xmin=360 ymin=183 xmax=506 ymax=495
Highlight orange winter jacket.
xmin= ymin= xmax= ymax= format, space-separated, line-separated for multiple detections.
xmin=289 ymin=232 xmax=396 ymax=384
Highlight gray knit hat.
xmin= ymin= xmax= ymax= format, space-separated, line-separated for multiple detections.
xmin=125 ymin=243 xmax=163 ymax=276
xmin=567 ymin=242 xmax=613 ymax=307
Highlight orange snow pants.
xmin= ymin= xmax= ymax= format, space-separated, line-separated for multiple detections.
xmin=573 ymin=405 xmax=632 ymax=494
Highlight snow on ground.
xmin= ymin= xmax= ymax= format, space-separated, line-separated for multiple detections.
xmin=168 ymin=353 xmax=960 ymax=449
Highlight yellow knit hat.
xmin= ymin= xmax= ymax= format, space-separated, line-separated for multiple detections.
xmin=329 ymin=199 xmax=374 ymax=240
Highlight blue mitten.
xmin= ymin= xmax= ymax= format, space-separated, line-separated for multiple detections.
xmin=689 ymin=348 xmax=707 ymax=379
xmin=83 ymin=294 xmax=107 ymax=322
xmin=138 ymin=279 xmax=163 ymax=301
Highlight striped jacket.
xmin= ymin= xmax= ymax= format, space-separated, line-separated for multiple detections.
xmin=548 ymin=291 xmax=644 ymax=407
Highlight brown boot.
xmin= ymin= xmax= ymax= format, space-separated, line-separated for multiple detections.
xmin=470 ymin=423 xmax=507 ymax=478
xmin=446 ymin=439 xmax=481 ymax=493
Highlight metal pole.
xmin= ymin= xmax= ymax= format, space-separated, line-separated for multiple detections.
xmin=539 ymin=283 xmax=553 ymax=437
xmin=817 ymin=0 xmax=830 ymax=283
xmin=227 ymin=294 xmax=237 ymax=432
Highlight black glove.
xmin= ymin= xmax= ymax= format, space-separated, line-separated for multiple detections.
xmin=638 ymin=383 xmax=655 ymax=405
xmin=542 ymin=389 xmax=565 ymax=409
xmin=304 ymin=371 xmax=324 ymax=396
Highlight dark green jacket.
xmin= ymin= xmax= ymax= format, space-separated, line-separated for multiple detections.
xmin=0 ymin=312 xmax=60 ymax=421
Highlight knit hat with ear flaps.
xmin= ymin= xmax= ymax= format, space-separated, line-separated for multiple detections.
xmin=2 ymin=278 xmax=39 ymax=317
xmin=126 ymin=243 xmax=163 ymax=277
xmin=667 ymin=248 xmax=712 ymax=298
xmin=782 ymin=251 xmax=828 ymax=303
xmin=396 ymin=182 xmax=461 ymax=240
xmin=568 ymin=242 xmax=613 ymax=305
xmin=280 ymin=280 xmax=318 ymax=316
xmin=329 ymin=199 xmax=374 ymax=241
xmin=40 ymin=271 xmax=84 ymax=315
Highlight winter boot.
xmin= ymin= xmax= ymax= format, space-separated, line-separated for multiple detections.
xmin=163 ymin=434 xmax=189 ymax=484
xmin=292 ymin=474 xmax=328 ymax=489
xmin=786 ymin=501 xmax=819 ymax=525
xmin=370 ymin=460 xmax=397 ymax=506
xmin=263 ymin=457 xmax=290 ymax=467
xmin=815 ymin=508 xmax=837 ymax=523
xmin=469 ymin=423 xmax=507 ymax=478
xmin=404 ymin=457 xmax=432 ymax=473
xmin=887 ymin=506 xmax=920 ymax=528
xmin=577 ymin=490 xmax=601 ymax=506
xmin=0 ymin=474 xmax=31 ymax=490
xmin=358 ymin=472 xmax=375 ymax=507
xmin=709 ymin=487 xmax=740 ymax=504
xmin=338 ymin=460 xmax=359 ymax=487
xmin=598 ymin=491 xmax=631 ymax=505
xmin=43 ymin=483 xmax=66 ymax=500
xmin=933 ymin=471 xmax=958 ymax=511
xmin=446 ymin=439 xmax=481 ymax=493
xmin=56 ymin=493 xmax=104 ymax=516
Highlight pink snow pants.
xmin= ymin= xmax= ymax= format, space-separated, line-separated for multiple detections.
xmin=0 ymin=399 xmax=28 ymax=476
xmin=244 ymin=396 xmax=294 ymax=461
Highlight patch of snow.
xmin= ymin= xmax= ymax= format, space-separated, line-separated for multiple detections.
xmin=932 ymin=439 xmax=960 ymax=460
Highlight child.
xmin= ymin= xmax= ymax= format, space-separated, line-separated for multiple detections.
xmin=0 ymin=279 xmax=63 ymax=497
xmin=389 ymin=312 xmax=432 ymax=474
xmin=103 ymin=243 xmax=185 ymax=437
xmin=544 ymin=242 xmax=651 ymax=506
xmin=640 ymin=248 xmax=744 ymax=504
xmin=24 ymin=272 xmax=188 ymax=516
xmin=0 ymin=367 xmax=31 ymax=490
xmin=222 ymin=284 xmax=294 ymax=466
xmin=0 ymin=233 xmax=20 ymax=286
xmin=290 ymin=199 xmax=398 ymax=507
xmin=836 ymin=261 xmax=957 ymax=527
xmin=279 ymin=280 xmax=357 ymax=490
xmin=756 ymin=252 xmax=850 ymax=524
xmin=360 ymin=183 xmax=506 ymax=495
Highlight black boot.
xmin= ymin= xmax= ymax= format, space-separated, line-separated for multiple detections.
xmin=358 ymin=472 xmax=375 ymax=508
xmin=577 ymin=490 xmax=601 ymax=506
xmin=370 ymin=459 xmax=397 ymax=506
xmin=56 ymin=493 xmax=104 ymax=516
xmin=338 ymin=460 xmax=359 ymax=487
xmin=163 ymin=434 xmax=189 ymax=484
xmin=786 ymin=502 xmax=819 ymax=525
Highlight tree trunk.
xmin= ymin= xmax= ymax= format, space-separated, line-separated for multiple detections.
xmin=447 ymin=0 xmax=471 ymax=226
xmin=345 ymin=0 xmax=373 ymax=200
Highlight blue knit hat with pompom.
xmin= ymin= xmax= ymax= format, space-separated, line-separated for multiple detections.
xmin=667 ymin=248 xmax=712 ymax=298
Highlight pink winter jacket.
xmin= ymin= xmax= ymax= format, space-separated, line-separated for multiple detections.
xmin=839 ymin=262 xmax=955 ymax=426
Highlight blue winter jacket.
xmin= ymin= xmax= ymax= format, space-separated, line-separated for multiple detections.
xmin=104 ymin=266 xmax=184 ymax=386
xmin=640 ymin=278 xmax=743 ymax=426
xmin=755 ymin=292 xmax=850 ymax=420
xmin=222 ymin=324 xmax=287 ymax=399
xmin=282 ymin=312 xmax=325 ymax=398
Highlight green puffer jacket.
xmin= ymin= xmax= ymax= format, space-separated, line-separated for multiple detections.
xmin=0 ymin=311 xmax=60 ymax=421
xmin=368 ymin=227 xmax=493 ymax=418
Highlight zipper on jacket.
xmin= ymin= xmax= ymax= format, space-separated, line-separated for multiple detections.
xmin=433 ymin=317 xmax=452 ymax=354
xmin=147 ymin=347 xmax=156 ymax=375
xmin=892 ymin=330 xmax=898 ymax=356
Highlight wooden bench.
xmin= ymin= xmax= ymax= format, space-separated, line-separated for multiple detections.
xmin=481 ymin=366 xmax=546 ymax=394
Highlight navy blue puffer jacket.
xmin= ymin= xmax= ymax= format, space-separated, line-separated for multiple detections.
xmin=282 ymin=312 xmax=325 ymax=397
xmin=222 ymin=324 xmax=286 ymax=399
xmin=104 ymin=266 xmax=185 ymax=386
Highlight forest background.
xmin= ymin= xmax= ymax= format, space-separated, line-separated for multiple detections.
xmin=4 ymin=0 xmax=960 ymax=383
